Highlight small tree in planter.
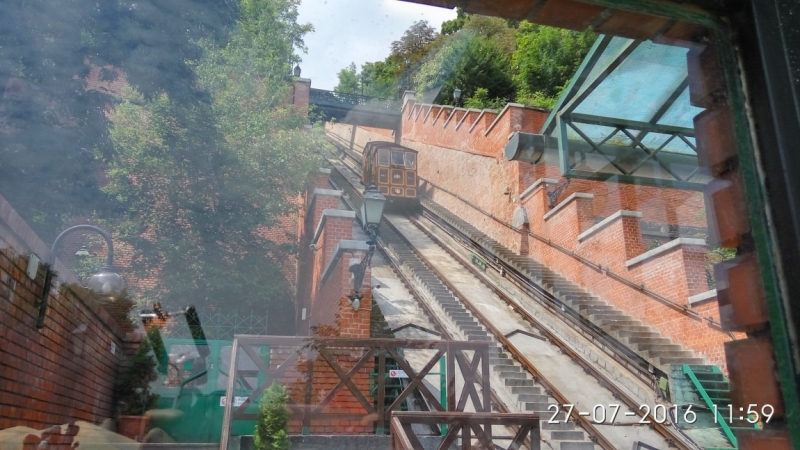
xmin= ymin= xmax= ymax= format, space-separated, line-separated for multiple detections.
xmin=115 ymin=326 xmax=162 ymax=440
xmin=253 ymin=382 xmax=291 ymax=450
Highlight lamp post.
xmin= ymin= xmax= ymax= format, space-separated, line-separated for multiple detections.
xmin=348 ymin=184 xmax=386 ymax=311
xmin=453 ymin=87 xmax=462 ymax=107
xmin=36 ymin=225 xmax=124 ymax=329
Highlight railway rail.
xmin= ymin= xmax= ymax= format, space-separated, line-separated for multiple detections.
xmin=328 ymin=137 xmax=669 ymax=387
xmin=328 ymin=170 xmax=534 ymax=449
xmin=324 ymin=147 xmax=699 ymax=450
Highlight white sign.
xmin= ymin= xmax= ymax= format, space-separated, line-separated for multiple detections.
xmin=220 ymin=396 xmax=249 ymax=407
xmin=388 ymin=369 xmax=408 ymax=378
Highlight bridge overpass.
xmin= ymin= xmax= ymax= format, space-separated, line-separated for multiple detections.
xmin=308 ymin=88 xmax=402 ymax=130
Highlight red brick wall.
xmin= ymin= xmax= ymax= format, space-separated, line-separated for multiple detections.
xmin=327 ymin=115 xmax=730 ymax=369
xmin=287 ymin=176 xmax=374 ymax=433
xmin=0 ymin=195 xmax=131 ymax=431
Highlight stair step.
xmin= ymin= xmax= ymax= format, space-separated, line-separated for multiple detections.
xmin=523 ymin=402 xmax=553 ymax=412
xmin=511 ymin=386 xmax=541 ymax=395
xmin=635 ymin=343 xmax=683 ymax=353
xmin=655 ymin=357 xmax=706 ymax=365
xmin=505 ymin=379 xmax=534 ymax=387
xmin=517 ymin=394 xmax=549 ymax=403
xmin=550 ymin=431 xmax=585 ymax=441
xmin=541 ymin=422 xmax=578 ymax=431
xmin=500 ymin=371 xmax=527 ymax=379
xmin=493 ymin=365 xmax=520 ymax=373
xmin=559 ymin=443 xmax=596 ymax=450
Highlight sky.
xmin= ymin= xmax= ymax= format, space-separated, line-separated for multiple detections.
xmin=296 ymin=0 xmax=457 ymax=90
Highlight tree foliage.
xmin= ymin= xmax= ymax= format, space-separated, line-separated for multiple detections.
xmin=253 ymin=382 xmax=291 ymax=450
xmin=104 ymin=0 xmax=323 ymax=332
xmin=115 ymin=327 xmax=162 ymax=416
xmin=414 ymin=30 xmax=514 ymax=106
xmin=333 ymin=15 xmax=595 ymax=110
xmin=0 ymin=0 xmax=238 ymax=241
xmin=513 ymin=23 xmax=596 ymax=107
xmin=334 ymin=63 xmax=360 ymax=94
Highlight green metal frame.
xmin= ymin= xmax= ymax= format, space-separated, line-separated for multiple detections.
xmin=682 ymin=364 xmax=739 ymax=448
xmin=558 ymin=0 xmax=800 ymax=445
xmin=713 ymin=18 xmax=800 ymax=447
xmin=556 ymin=112 xmax=704 ymax=188
xmin=547 ymin=34 xmax=706 ymax=189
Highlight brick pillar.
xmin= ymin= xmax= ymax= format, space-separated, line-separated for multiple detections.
xmin=293 ymin=78 xmax=311 ymax=116
xmin=543 ymin=192 xmax=595 ymax=249
xmin=619 ymin=214 xmax=645 ymax=260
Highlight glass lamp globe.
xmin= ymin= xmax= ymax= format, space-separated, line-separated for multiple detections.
xmin=88 ymin=266 xmax=124 ymax=299
xmin=361 ymin=185 xmax=386 ymax=226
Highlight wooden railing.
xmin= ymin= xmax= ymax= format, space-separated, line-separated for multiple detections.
xmin=390 ymin=412 xmax=540 ymax=450
xmin=220 ymin=337 xmax=490 ymax=449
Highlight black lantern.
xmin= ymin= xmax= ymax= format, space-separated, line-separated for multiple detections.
xmin=453 ymin=87 xmax=462 ymax=106
xmin=360 ymin=183 xmax=386 ymax=233
xmin=293 ymin=64 xmax=301 ymax=78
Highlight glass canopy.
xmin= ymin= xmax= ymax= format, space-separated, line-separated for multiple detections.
xmin=542 ymin=35 xmax=711 ymax=189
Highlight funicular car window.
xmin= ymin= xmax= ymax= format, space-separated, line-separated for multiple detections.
xmin=378 ymin=148 xmax=390 ymax=167
xmin=391 ymin=149 xmax=405 ymax=166
xmin=405 ymin=152 xmax=417 ymax=169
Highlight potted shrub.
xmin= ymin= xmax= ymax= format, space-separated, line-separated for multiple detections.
xmin=115 ymin=327 xmax=162 ymax=441
xmin=253 ymin=382 xmax=291 ymax=450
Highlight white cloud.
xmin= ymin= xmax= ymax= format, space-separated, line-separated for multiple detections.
xmin=297 ymin=0 xmax=456 ymax=90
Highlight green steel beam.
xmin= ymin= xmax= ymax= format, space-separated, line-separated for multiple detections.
xmin=542 ymin=35 xmax=614 ymax=135
xmin=648 ymin=77 xmax=689 ymax=124
xmin=562 ymin=169 xmax=706 ymax=190
xmin=559 ymin=39 xmax=643 ymax=116
xmin=569 ymin=112 xmax=695 ymax=136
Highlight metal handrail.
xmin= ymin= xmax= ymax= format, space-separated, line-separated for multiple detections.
xmin=417 ymin=177 xmax=729 ymax=329
xmin=310 ymin=88 xmax=401 ymax=110
xmin=682 ymin=364 xmax=738 ymax=448
xmin=390 ymin=412 xmax=540 ymax=450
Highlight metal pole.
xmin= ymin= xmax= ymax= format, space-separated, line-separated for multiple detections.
xmin=36 ymin=224 xmax=117 ymax=329
xmin=440 ymin=355 xmax=447 ymax=436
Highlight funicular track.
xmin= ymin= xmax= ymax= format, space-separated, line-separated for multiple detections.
xmin=324 ymin=145 xmax=698 ymax=450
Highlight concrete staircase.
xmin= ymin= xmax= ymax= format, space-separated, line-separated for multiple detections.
xmin=380 ymin=223 xmax=597 ymax=450
xmin=421 ymin=199 xmax=705 ymax=371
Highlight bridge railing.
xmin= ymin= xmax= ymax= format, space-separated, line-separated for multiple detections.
xmin=310 ymin=88 xmax=401 ymax=111
xmin=390 ymin=411 xmax=540 ymax=450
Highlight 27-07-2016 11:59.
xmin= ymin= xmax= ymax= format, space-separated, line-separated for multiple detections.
xmin=547 ymin=403 xmax=775 ymax=425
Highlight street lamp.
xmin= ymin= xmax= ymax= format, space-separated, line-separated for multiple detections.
xmin=293 ymin=64 xmax=301 ymax=78
xmin=348 ymin=183 xmax=386 ymax=311
xmin=453 ymin=87 xmax=462 ymax=107
xmin=360 ymin=183 xmax=387 ymax=236
xmin=35 ymin=225 xmax=124 ymax=329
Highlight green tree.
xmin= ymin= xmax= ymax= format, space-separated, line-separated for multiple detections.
xmin=441 ymin=7 xmax=470 ymax=35
xmin=115 ymin=327 xmax=162 ymax=415
xmin=334 ymin=62 xmax=360 ymax=94
xmin=0 ymin=0 xmax=238 ymax=241
xmin=253 ymin=382 xmax=291 ymax=450
xmin=414 ymin=31 xmax=514 ymax=106
xmin=512 ymin=23 xmax=596 ymax=108
xmin=360 ymin=62 xmax=398 ymax=98
xmin=104 ymin=0 xmax=324 ymax=334
xmin=390 ymin=20 xmax=439 ymax=65
xmin=464 ymin=87 xmax=506 ymax=110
